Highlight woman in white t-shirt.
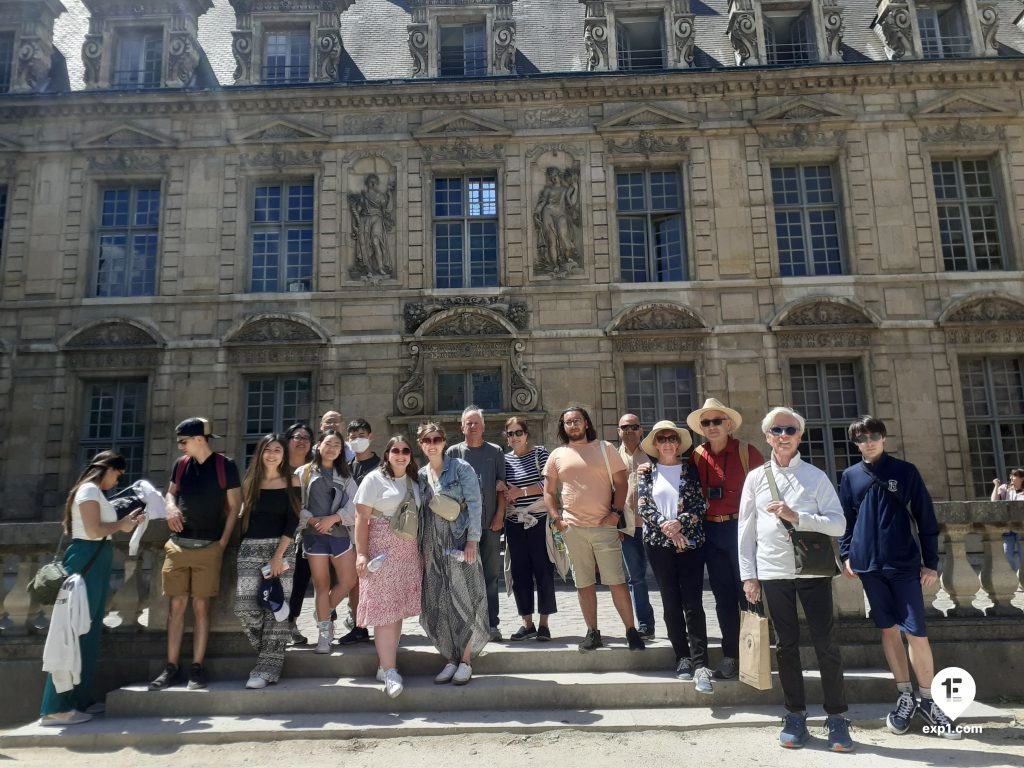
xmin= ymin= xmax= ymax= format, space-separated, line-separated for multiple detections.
xmin=39 ymin=451 xmax=143 ymax=726
xmin=353 ymin=436 xmax=423 ymax=699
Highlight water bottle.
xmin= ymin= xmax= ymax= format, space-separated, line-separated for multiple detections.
xmin=443 ymin=547 xmax=466 ymax=562
xmin=550 ymin=526 xmax=566 ymax=553
xmin=367 ymin=554 xmax=386 ymax=572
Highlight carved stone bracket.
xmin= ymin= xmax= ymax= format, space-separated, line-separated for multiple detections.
xmin=874 ymin=0 xmax=915 ymax=61
xmin=82 ymin=32 xmax=103 ymax=88
xmin=421 ymin=141 xmax=504 ymax=164
xmin=606 ymin=131 xmax=688 ymax=157
xmin=166 ymin=30 xmax=201 ymax=86
xmin=977 ymin=2 xmax=999 ymax=56
xmin=404 ymin=298 xmax=528 ymax=334
xmin=492 ymin=2 xmax=517 ymax=74
xmin=510 ymin=340 xmax=539 ymax=411
xmin=15 ymin=36 xmax=52 ymax=92
xmin=231 ymin=29 xmax=253 ymax=83
xmin=315 ymin=26 xmax=342 ymax=81
xmin=396 ymin=343 xmax=426 ymax=415
xmin=671 ymin=11 xmax=696 ymax=68
xmin=408 ymin=12 xmax=428 ymax=77
xmin=760 ymin=127 xmax=847 ymax=149
xmin=580 ymin=1 xmax=609 ymax=71
xmin=919 ymin=122 xmax=1006 ymax=144
xmin=727 ymin=0 xmax=761 ymax=66
xmin=239 ymin=148 xmax=323 ymax=170
xmin=821 ymin=0 xmax=845 ymax=62
xmin=522 ymin=108 xmax=589 ymax=130
xmin=87 ymin=151 xmax=169 ymax=172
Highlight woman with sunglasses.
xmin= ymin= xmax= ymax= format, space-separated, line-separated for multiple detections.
xmin=295 ymin=430 xmax=358 ymax=654
xmin=738 ymin=407 xmax=850 ymax=752
xmin=235 ymin=434 xmax=299 ymax=688
xmin=283 ymin=422 xmax=315 ymax=645
xmin=635 ymin=421 xmax=713 ymax=693
xmin=501 ymin=417 xmax=555 ymax=641
xmin=417 ymin=422 xmax=490 ymax=686
xmin=353 ymin=436 xmax=423 ymax=698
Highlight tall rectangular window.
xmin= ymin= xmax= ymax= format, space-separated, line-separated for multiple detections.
xmin=932 ymin=158 xmax=1005 ymax=272
xmin=625 ymin=364 xmax=697 ymax=428
xmin=616 ymin=17 xmax=665 ymax=71
xmin=112 ymin=31 xmax=162 ymax=88
xmin=251 ymin=181 xmax=314 ymax=292
xmin=771 ymin=165 xmax=843 ymax=277
xmin=434 ymin=175 xmax=498 ymax=288
xmin=0 ymin=33 xmax=13 ymax=93
xmin=437 ymin=370 xmax=503 ymax=413
xmin=789 ymin=360 xmax=863 ymax=485
xmin=960 ymin=358 xmax=1024 ymax=498
xmin=439 ymin=23 xmax=487 ymax=77
xmin=96 ymin=185 xmax=160 ymax=297
xmin=244 ymin=374 xmax=312 ymax=460
xmin=918 ymin=5 xmax=971 ymax=59
xmin=263 ymin=29 xmax=310 ymax=83
xmin=81 ymin=380 xmax=148 ymax=482
xmin=616 ymin=170 xmax=686 ymax=282
xmin=764 ymin=11 xmax=818 ymax=65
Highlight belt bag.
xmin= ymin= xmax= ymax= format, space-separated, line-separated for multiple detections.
xmin=27 ymin=534 xmax=108 ymax=605
xmin=389 ymin=479 xmax=419 ymax=540
xmin=429 ymin=491 xmax=462 ymax=522
xmin=763 ymin=463 xmax=839 ymax=578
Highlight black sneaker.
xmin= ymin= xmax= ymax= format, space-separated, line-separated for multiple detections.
xmin=536 ymin=625 xmax=552 ymax=642
xmin=148 ymin=663 xmax=182 ymax=691
xmin=336 ymin=627 xmax=371 ymax=645
xmin=186 ymin=663 xmax=208 ymax=690
xmin=638 ymin=623 xmax=655 ymax=640
xmin=579 ymin=628 xmax=603 ymax=652
xmin=626 ymin=627 xmax=646 ymax=651
xmin=510 ymin=625 xmax=538 ymax=641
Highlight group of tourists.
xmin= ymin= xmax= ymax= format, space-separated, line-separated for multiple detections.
xmin=38 ymin=397 xmax=975 ymax=751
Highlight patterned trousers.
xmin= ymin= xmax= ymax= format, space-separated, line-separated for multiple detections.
xmin=235 ymin=537 xmax=295 ymax=682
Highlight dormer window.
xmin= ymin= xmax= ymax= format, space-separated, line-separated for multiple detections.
xmin=111 ymin=30 xmax=162 ymax=89
xmin=917 ymin=4 xmax=970 ymax=58
xmin=764 ymin=9 xmax=817 ymax=64
xmin=616 ymin=16 xmax=665 ymax=71
xmin=0 ymin=32 xmax=13 ymax=93
xmin=263 ymin=28 xmax=310 ymax=84
xmin=439 ymin=23 xmax=487 ymax=77
xmin=408 ymin=1 xmax=517 ymax=78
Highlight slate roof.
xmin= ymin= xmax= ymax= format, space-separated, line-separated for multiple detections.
xmin=42 ymin=0 xmax=1024 ymax=92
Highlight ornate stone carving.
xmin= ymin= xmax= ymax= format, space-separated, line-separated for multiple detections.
xmin=239 ymin=148 xmax=322 ymax=169
xmin=65 ymin=323 xmax=160 ymax=349
xmin=727 ymin=0 xmax=760 ymax=65
xmin=243 ymin=123 xmax=318 ymax=141
xmin=821 ymin=0 xmax=844 ymax=61
xmin=404 ymin=298 xmax=528 ymax=334
xmin=612 ymin=336 xmax=706 ymax=353
xmin=777 ymin=331 xmax=871 ymax=349
xmin=510 ymin=340 xmax=539 ymax=411
xmin=228 ymin=317 xmax=324 ymax=344
xmin=943 ymin=298 xmax=1024 ymax=324
xmin=343 ymin=114 xmax=406 ymax=135
xmin=396 ymin=343 xmax=425 ymax=415
xmin=348 ymin=173 xmax=397 ymax=283
xmin=166 ymin=30 xmax=201 ymax=86
xmin=606 ymin=131 xmax=688 ymax=157
xmin=408 ymin=21 xmax=428 ymax=77
xmin=761 ymin=127 xmax=847 ymax=149
xmin=16 ymin=36 xmax=51 ymax=92
xmin=424 ymin=341 xmax=512 ymax=359
xmin=875 ymin=0 xmax=913 ymax=61
xmin=82 ymin=33 xmax=103 ymax=88
xmin=525 ymin=143 xmax=582 ymax=160
xmin=421 ymin=312 xmax=512 ymax=337
xmin=316 ymin=26 xmax=342 ymax=81
xmin=977 ymin=2 xmax=998 ymax=55
xmin=492 ymin=2 xmax=516 ymax=74
xmin=776 ymin=301 xmax=873 ymax=327
xmin=671 ymin=12 xmax=696 ymax=68
xmin=66 ymin=350 xmax=161 ymax=370
xmin=919 ymin=122 xmax=1006 ymax=144
xmin=946 ymin=327 xmax=1024 ymax=346
xmin=611 ymin=303 xmax=705 ymax=332
xmin=91 ymin=128 xmax=164 ymax=147
xmin=227 ymin=347 xmax=322 ymax=365
xmin=231 ymin=29 xmax=253 ymax=83
xmin=534 ymin=165 xmax=582 ymax=277
xmin=421 ymin=141 xmax=504 ymax=164
xmin=87 ymin=151 xmax=169 ymax=172
xmin=581 ymin=1 xmax=609 ymax=71
xmin=522 ymin=107 xmax=589 ymax=129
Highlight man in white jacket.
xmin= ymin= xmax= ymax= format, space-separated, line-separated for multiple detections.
xmin=738 ymin=407 xmax=851 ymax=753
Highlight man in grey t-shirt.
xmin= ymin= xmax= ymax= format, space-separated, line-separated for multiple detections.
xmin=446 ymin=405 xmax=506 ymax=640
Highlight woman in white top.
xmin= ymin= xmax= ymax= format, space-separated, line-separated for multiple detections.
xmin=737 ymin=407 xmax=851 ymax=752
xmin=39 ymin=451 xmax=143 ymax=726
xmin=353 ymin=435 xmax=423 ymax=698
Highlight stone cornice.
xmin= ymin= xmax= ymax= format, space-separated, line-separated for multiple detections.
xmin=0 ymin=61 xmax=1022 ymax=120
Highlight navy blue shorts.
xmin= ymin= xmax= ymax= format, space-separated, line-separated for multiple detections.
xmin=302 ymin=533 xmax=352 ymax=558
xmin=859 ymin=570 xmax=928 ymax=637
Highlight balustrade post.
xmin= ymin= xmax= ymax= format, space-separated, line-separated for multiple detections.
xmin=833 ymin=574 xmax=867 ymax=618
xmin=147 ymin=542 xmax=169 ymax=631
xmin=6 ymin=550 xmax=43 ymax=632
xmin=979 ymin=524 xmax=1023 ymax=616
xmin=108 ymin=543 xmax=144 ymax=630
xmin=940 ymin=523 xmax=983 ymax=616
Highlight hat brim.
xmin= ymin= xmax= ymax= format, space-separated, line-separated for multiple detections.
xmin=686 ymin=405 xmax=743 ymax=433
xmin=640 ymin=422 xmax=693 ymax=456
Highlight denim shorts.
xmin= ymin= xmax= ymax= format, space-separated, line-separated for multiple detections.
xmin=302 ymin=533 xmax=352 ymax=558
xmin=859 ymin=570 xmax=928 ymax=637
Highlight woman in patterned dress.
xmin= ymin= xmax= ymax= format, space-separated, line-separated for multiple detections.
xmin=353 ymin=436 xmax=424 ymax=698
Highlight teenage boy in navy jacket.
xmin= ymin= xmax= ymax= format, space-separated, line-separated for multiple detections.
xmin=838 ymin=415 xmax=959 ymax=740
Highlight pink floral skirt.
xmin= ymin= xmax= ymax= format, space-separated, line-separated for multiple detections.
xmin=356 ymin=517 xmax=423 ymax=627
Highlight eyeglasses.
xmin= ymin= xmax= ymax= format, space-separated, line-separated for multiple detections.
xmin=505 ymin=429 xmax=526 ymax=438
xmin=389 ymin=447 xmax=412 ymax=455
xmin=618 ymin=424 xmax=641 ymax=432
xmin=562 ymin=419 xmax=583 ymax=427
xmin=852 ymin=432 xmax=884 ymax=445
xmin=420 ymin=436 xmax=445 ymax=445
xmin=289 ymin=435 xmax=311 ymax=443
xmin=700 ymin=418 xmax=727 ymax=427
xmin=655 ymin=434 xmax=680 ymax=443
xmin=768 ymin=426 xmax=800 ymax=436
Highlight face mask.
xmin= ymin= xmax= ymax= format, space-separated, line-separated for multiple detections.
xmin=348 ymin=438 xmax=370 ymax=454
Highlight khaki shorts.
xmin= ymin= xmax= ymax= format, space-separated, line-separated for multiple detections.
xmin=563 ymin=524 xmax=626 ymax=588
xmin=162 ymin=539 xmax=224 ymax=598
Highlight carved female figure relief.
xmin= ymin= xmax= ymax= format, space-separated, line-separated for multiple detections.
xmin=348 ymin=173 xmax=397 ymax=281
xmin=534 ymin=166 xmax=581 ymax=276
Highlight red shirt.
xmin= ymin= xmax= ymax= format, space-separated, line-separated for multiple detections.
xmin=688 ymin=437 xmax=764 ymax=519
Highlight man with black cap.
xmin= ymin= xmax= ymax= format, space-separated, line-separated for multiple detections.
xmin=149 ymin=418 xmax=241 ymax=691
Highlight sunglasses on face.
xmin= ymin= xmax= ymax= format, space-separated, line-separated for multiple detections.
xmin=655 ymin=434 xmax=680 ymax=443
xmin=420 ymin=436 xmax=445 ymax=445
xmin=769 ymin=426 xmax=800 ymax=436
xmin=700 ymin=418 xmax=726 ymax=427
xmin=389 ymin=447 xmax=412 ymax=455
xmin=618 ymin=424 xmax=641 ymax=432
xmin=505 ymin=429 xmax=526 ymax=438
xmin=853 ymin=432 xmax=884 ymax=445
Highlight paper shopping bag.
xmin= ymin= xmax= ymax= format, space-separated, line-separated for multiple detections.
xmin=739 ymin=606 xmax=773 ymax=690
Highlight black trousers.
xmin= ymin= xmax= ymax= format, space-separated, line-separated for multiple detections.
xmin=288 ymin=551 xmax=311 ymax=622
xmin=505 ymin=518 xmax=557 ymax=617
xmin=762 ymin=578 xmax=848 ymax=715
xmin=645 ymin=542 xmax=708 ymax=668
xmin=703 ymin=518 xmax=743 ymax=659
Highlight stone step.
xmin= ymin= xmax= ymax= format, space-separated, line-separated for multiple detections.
xmin=108 ymin=668 xmax=900 ymax=719
xmin=2 ymin=702 xmax=1010 ymax=750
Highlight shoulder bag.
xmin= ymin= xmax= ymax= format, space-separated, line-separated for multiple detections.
xmin=27 ymin=532 xmax=108 ymax=605
xmin=389 ymin=476 xmax=419 ymax=540
xmin=763 ymin=463 xmax=839 ymax=577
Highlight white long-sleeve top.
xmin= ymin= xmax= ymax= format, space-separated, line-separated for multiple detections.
xmin=738 ymin=452 xmax=846 ymax=581
xmin=41 ymin=574 xmax=91 ymax=693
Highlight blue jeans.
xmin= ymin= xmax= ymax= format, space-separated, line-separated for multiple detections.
xmin=621 ymin=527 xmax=655 ymax=630
xmin=704 ymin=518 xmax=743 ymax=659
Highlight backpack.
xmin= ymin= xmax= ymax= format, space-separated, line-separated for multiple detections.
xmin=172 ymin=453 xmax=229 ymax=515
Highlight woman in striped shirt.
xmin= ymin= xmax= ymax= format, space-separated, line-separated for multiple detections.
xmin=502 ymin=417 xmax=556 ymax=641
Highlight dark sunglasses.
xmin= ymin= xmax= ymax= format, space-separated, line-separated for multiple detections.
xmin=768 ymin=426 xmax=800 ymax=436
xmin=419 ymin=436 xmax=445 ymax=445
xmin=655 ymin=434 xmax=680 ymax=443
xmin=389 ymin=447 xmax=412 ymax=455
xmin=618 ymin=424 xmax=641 ymax=432
xmin=852 ymin=432 xmax=884 ymax=444
xmin=700 ymin=418 xmax=726 ymax=427
xmin=505 ymin=429 xmax=526 ymax=438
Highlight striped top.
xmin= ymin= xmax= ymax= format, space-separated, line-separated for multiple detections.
xmin=504 ymin=446 xmax=550 ymax=518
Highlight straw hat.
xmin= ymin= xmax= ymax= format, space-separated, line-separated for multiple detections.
xmin=686 ymin=397 xmax=743 ymax=433
xmin=640 ymin=420 xmax=693 ymax=457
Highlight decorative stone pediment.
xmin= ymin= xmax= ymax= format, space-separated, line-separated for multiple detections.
xmin=771 ymin=297 xmax=878 ymax=329
xmin=230 ymin=119 xmax=329 ymax=144
xmin=597 ymin=104 xmax=699 ymax=135
xmin=62 ymin=319 xmax=163 ymax=350
xmin=415 ymin=112 xmax=512 ymax=140
xmin=77 ymin=125 xmax=177 ymax=149
xmin=752 ymin=97 xmax=855 ymax=126
xmin=919 ymin=122 xmax=1006 ymax=144
xmin=420 ymin=140 xmax=505 ymax=165
xmin=606 ymin=302 xmax=707 ymax=334
xmin=914 ymin=93 xmax=1016 ymax=120
xmin=414 ymin=307 xmax=519 ymax=338
xmin=404 ymin=298 xmax=528 ymax=334
xmin=938 ymin=294 xmax=1024 ymax=326
xmin=605 ymin=131 xmax=688 ymax=158
xmin=224 ymin=314 xmax=328 ymax=346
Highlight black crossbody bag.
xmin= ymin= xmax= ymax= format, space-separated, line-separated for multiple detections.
xmin=763 ymin=463 xmax=840 ymax=577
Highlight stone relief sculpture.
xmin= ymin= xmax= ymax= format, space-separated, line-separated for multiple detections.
xmin=875 ymin=0 xmax=913 ymax=60
xmin=533 ymin=166 xmax=581 ymax=276
xmin=493 ymin=21 xmax=517 ymax=73
xmin=581 ymin=1 xmax=609 ymax=71
xmin=821 ymin=0 xmax=845 ymax=61
xmin=727 ymin=0 xmax=760 ymax=65
xmin=167 ymin=31 xmax=201 ymax=86
xmin=348 ymin=173 xmax=397 ymax=281
xmin=977 ymin=2 xmax=999 ymax=55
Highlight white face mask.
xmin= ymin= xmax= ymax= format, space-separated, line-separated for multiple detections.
xmin=348 ymin=437 xmax=370 ymax=454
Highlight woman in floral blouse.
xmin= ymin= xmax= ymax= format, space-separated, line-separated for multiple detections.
xmin=636 ymin=420 xmax=713 ymax=695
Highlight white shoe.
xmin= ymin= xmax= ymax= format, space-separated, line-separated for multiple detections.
xmin=434 ymin=662 xmax=458 ymax=684
xmin=383 ymin=668 xmax=404 ymax=698
xmin=376 ymin=666 xmax=385 ymax=682
xmin=315 ymin=621 xmax=332 ymax=654
xmin=452 ymin=662 xmax=472 ymax=685
xmin=246 ymin=675 xmax=268 ymax=689
xmin=40 ymin=710 xmax=92 ymax=726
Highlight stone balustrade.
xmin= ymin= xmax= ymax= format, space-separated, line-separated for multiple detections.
xmin=2 ymin=503 xmax=1023 ymax=635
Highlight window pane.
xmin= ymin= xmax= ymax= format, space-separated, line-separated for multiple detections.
xmin=81 ymin=380 xmax=147 ymax=483
xmin=438 ymin=372 xmax=467 ymax=413
xmin=434 ymin=176 xmax=499 ymax=288
xmin=0 ymin=33 xmax=13 ymax=93
xmin=617 ymin=170 xmax=685 ymax=282
xmin=264 ymin=30 xmax=309 ymax=83
xmin=790 ymin=360 xmax=862 ymax=485
xmin=435 ymin=221 xmax=464 ymax=289
xmin=961 ymin=358 xmax=1024 ymax=497
xmin=470 ymin=371 xmax=502 ymax=411
xmin=96 ymin=187 xmax=159 ymax=296
xmin=251 ymin=182 xmax=313 ymax=292
xmin=617 ymin=17 xmax=664 ymax=71
xmin=931 ymin=158 xmax=1004 ymax=272
xmin=244 ymin=375 xmax=311 ymax=464
xmin=772 ymin=165 xmax=843 ymax=277
xmin=625 ymin=364 xmax=696 ymax=428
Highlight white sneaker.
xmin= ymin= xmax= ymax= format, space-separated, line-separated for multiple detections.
xmin=383 ymin=668 xmax=404 ymax=698
xmin=376 ymin=666 xmax=385 ymax=682
xmin=246 ymin=675 xmax=268 ymax=689
xmin=315 ymin=621 xmax=332 ymax=654
xmin=434 ymin=662 xmax=458 ymax=684
xmin=452 ymin=662 xmax=473 ymax=686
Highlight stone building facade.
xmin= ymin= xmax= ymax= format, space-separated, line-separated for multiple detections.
xmin=1 ymin=0 xmax=1023 ymax=518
